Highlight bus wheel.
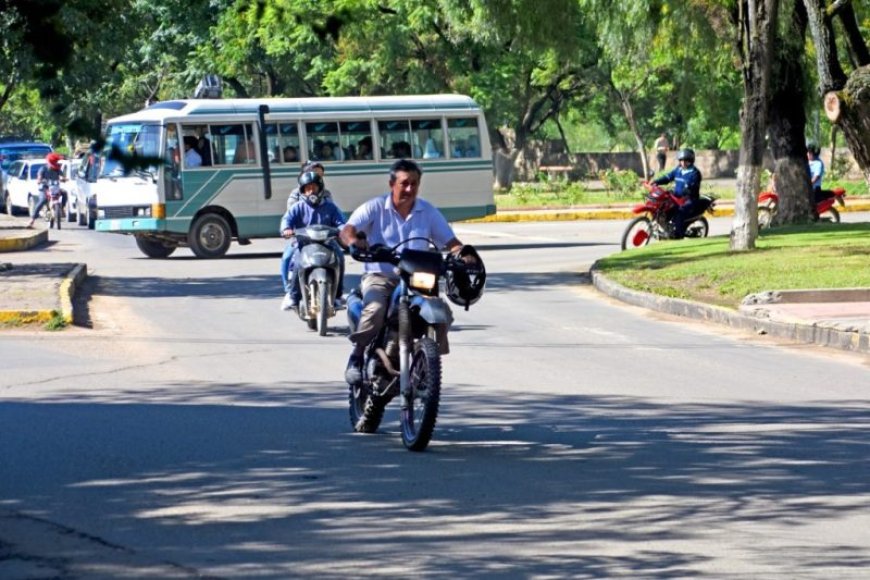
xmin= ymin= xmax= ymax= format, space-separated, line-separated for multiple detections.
xmin=189 ymin=213 xmax=231 ymax=259
xmin=135 ymin=235 xmax=176 ymax=258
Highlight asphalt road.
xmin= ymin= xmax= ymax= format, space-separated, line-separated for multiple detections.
xmin=1 ymin=218 xmax=869 ymax=578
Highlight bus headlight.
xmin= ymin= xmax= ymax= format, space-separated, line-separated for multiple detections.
xmin=133 ymin=206 xmax=152 ymax=217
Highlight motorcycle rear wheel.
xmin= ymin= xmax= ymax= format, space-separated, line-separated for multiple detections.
xmin=348 ymin=380 xmax=385 ymax=434
xmin=757 ymin=206 xmax=774 ymax=229
xmin=684 ymin=217 xmax=709 ymax=238
xmin=620 ymin=216 xmax=653 ymax=250
xmin=400 ymin=337 xmax=442 ymax=452
xmin=817 ymin=207 xmax=840 ymax=223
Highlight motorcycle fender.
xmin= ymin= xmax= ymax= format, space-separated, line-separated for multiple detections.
xmin=411 ymin=295 xmax=454 ymax=327
xmin=299 ymin=244 xmax=334 ymax=268
xmin=309 ymin=267 xmax=330 ymax=283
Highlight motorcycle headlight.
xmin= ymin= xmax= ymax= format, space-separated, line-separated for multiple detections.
xmin=410 ymin=272 xmax=437 ymax=291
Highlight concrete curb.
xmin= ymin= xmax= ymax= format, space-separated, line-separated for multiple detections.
xmin=468 ymin=199 xmax=870 ymax=223
xmin=0 ymin=228 xmax=48 ymax=252
xmin=591 ymin=266 xmax=869 ymax=354
xmin=0 ymin=263 xmax=87 ymax=327
xmin=60 ymin=264 xmax=88 ymax=324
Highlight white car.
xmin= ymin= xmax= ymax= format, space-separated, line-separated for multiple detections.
xmin=5 ymin=159 xmax=75 ymax=222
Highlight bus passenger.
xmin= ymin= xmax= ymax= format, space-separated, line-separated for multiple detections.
xmin=283 ymin=146 xmax=298 ymax=163
xmin=233 ymin=138 xmax=256 ymax=164
xmin=184 ymin=137 xmax=202 ymax=168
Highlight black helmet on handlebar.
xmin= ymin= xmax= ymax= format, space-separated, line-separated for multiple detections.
xmin=676 ymin=148 xmax=695 ymax=163
xmin=298 ymin=171 xmax=325 ymax=206
xmin=445 ymin=245 xmax=486 ymax=310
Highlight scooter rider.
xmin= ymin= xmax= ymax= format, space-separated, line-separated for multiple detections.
xmin=651 ymin=148 xmax=702 ymax=238
xmin=27 ymin=152 xmax=65 ymax=228
xmin=339 ymin=159 xmax=473 ymax=386
xmin=286 ymin=161 xmax=333 ymax=210
xmin=280 ymin=171 xmax=346 ymax=311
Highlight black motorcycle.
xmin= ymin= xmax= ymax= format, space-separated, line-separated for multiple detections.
xmin=346 ymin=237 xmax=485 ymax=451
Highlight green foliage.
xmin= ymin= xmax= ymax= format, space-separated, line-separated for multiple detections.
xmin=598 ymin=168 xmax=642 ymax=199
xmin=597 ymin=223 xmax=870 ymax=308
xmin=45 ymin=311 xmax=68 ymax=331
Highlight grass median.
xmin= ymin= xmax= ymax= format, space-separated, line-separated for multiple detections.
xmin=594 ymin=222 xmax=870 ymax=309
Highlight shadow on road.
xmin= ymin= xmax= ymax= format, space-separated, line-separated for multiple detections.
xmin=2 ymin=383 xmax=868 ymax=576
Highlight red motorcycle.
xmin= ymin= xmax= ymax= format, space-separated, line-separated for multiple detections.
xmin=620 ymin=182 xmax=717 ymax=250
xmin=757 ymin=188 xmax=847 ymax=228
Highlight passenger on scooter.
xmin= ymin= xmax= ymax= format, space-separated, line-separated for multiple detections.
xmin=652 ymin=148 xmax=702 ymax=239
xmin=280 ymin=171 xmax=347 ymax=311
xmin=27 ymin=152 xmax=65 ymax=228
xmin=339 ymin=159 xmax=474 ymax=386
xmin=286 ymin=161 xmax=333 ymax=210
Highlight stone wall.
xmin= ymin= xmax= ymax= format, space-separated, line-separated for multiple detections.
xmin=513 ymin=140 xmax=861 ymax=182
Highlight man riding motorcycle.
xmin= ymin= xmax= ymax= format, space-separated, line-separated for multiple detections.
xmin=652 ymin=148 xmax=702 ymax=239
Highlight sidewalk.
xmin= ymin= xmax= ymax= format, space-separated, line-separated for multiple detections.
xmin=0 ymin=208 xmax=867 ymax=353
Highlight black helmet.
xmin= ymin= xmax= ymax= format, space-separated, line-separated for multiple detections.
xmin=298 ymin=171 xmax=324 ymax=206
xmin=806 ymin=141 xmax=820 ymax=156
xmin=445 ymin=245 xmax=486 ymax=310
xmin=676 ymin=148 xmax=695 ymax=163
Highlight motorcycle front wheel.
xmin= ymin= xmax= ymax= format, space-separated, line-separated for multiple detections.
xmin=317 ymin=281 xmax=330 ymax=336
xmin=620 ymin=216 xmax=653 ymax=250
xmin=400 ymin=337 xmax=442 ymax=452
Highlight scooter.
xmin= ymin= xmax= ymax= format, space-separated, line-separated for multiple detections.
xmin=621 ymin=182 xmax=717 ymax=250
xmin=757 ymin=188 xmax=847 ymax=228
xmin=292 ymin=225 xmax=343 ymax=336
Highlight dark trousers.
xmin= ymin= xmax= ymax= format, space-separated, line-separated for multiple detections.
xmin=671 ymin=199 xmax=695 ymax=238
xmin=656 ymin=151 xmax=666 ymax=172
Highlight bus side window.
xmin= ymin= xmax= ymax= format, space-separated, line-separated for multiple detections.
xmin=378 ymin=120 xmax=413 ymax=159
xmin=411 ymin=119 xmax=444 ymax=159
xmin=305 ymin=121 xmax=340 ymax=162
xmin=447 ymin=118 xmax=481 ymax=159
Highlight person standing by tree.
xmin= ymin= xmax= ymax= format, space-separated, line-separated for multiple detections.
xmin=654 ymin=132 xmax=670 ymax=172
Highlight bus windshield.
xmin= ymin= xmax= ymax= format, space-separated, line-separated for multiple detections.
xmin=101 ymin=123 xmax=162 ymax=177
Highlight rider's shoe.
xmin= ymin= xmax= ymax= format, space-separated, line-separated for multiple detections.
xmin=345 ymin=353 xmax=363 ymax=386
xmin=280 ymin=293 xmax=298 ymax=311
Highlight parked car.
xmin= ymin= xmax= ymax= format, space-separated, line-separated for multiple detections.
xmin=73 ymin=152 xmax=99 ymax=228
xmin=5 ymin=158 xmax=74 ymax=221
xmin=0 ymin=141 xmax=53 ymax=214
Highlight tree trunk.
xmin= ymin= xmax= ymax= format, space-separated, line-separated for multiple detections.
xmin=614 ymin=87 xmax=650 ymax=179
xmin=493 ymin=148 xmax=519 ymax=191
xmin=765 ymin=0 xmax=814 ymax=225
xmin=731 ymin=0 xmax=779 ymax=251
xmin=824 ymin=65 xmax=870 ymax=186
xmin=802 ymin=0 xmax=848 ymax=92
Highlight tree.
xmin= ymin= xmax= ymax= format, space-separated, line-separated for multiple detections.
xmin=804 ymin=0 xmax=870 ymax=186
xmin=730 ymin=0 xmax=780 ymax=252
xmin=766 ymin=0 xmax=815 ymax=225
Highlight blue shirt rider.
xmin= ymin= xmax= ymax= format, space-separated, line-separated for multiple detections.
xmin=806 ymin=141 xmax=826 ymax=203
xmin=279 ymin=171 xmax=346 ymax=311
xmin=652 ymin=148 xmax=702 ymax=238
